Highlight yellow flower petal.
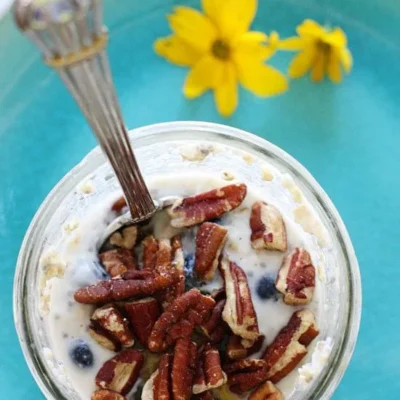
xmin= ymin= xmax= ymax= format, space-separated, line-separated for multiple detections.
xmin=201 ymin=0 xmax=221 ymax=24
xmin=203 ymin=0 xmax=257 ymax=40
xmin=311 ymin=52 xmax=325 ymax=82
xmin=278 ymin=36 xmax=305 ymax=51
xmin=327 ymin=51 xmax=342 ymax=83
xmin=297 ymin=19 xmax=326 ymax=38
xmin=236 ymin=57 xmax=288 ymax=96
xmin=214 ymin=62 xmax=238 ymax=117
xmin=325 ymin=27 xmax=347 ymax=48
xmin=183 ymin=55 xmax=224 ymax=98
xmin=168 ymin=6 xmax=217 ymax=54
xmin=234 ymin=31 xmax=272 ymax=61
xmin=154 ymin=35 xmax=201 ymax=66
xmin=288 ymin=45 xmax=316 ymax=79
xmin=339 ymin=47 xmax=353 ymax=73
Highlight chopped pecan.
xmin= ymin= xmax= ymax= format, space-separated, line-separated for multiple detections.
xmin=89 ymin=304 xmax=134 ymax=350
xmin=124 ymin=297 xmax=160 ymax=347
xmin=248 ymin=381 xmax=282 ymax=400
xmin=262 ymin=309 xmax=319 ymax=383
xmin=250 ymin=202 xmax=287 ymax=252
xmin=74 ymin=269 xmax=179 ymax=304
xmin=195 ymin=223 xmax=228 ymax=281
xmin=224 ymin=359 xmax=268 ymax=394
xmin=89 ymin=324 xmax=121 ymax=352
xmin=200 ymin=298 xmax=227 ymax=344
xmin=110 ymin=226 xmax=138 ymax=250
xmin=96 ymin=349 xmax=144 ymax=395
xmin=148 ymin=289 xmax=215 ymax=352
xmin=226 ymin=334 xmax=265 ymax=361
xmin=275 ymin=248 xmax=315 ymax=305
xmin=112 ymin=196 xmax=127 ymax=214
xmin=168 ymin=184 xmax=247 ymax=228
xmin=172 ymin=338 xmax=198 ymax=400
xmin=99 ymin=248 xmax=138 ymax=278
xmin=193 ymin=344 xmax=227 ymax=394
xmin=220 ymin=257 xmax=260 ymax=344
xmin=91 ymin=390 xmax=126 ymax=400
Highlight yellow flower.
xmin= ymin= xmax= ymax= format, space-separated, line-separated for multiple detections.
xmin=279 ymin=19 xmax=353 ymax=83
xmin=154 ymin=0 xmax=288 ymax=117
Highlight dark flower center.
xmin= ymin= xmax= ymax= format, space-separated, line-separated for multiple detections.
xmin=212 ymin=39 xmax=230 ymax=60
xmin=316 ymin=40 xmax=331 ymax=53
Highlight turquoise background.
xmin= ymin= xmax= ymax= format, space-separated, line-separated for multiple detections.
xmin=0 ymin=0 xmax=399 ymax=398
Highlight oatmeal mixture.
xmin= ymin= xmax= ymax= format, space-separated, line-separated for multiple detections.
xmin=39 ymin=145 xmax=332 ymax=400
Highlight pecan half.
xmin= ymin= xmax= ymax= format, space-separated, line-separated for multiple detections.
xmin=275 ymin=248 xmax=315 ymax=305
xmin=124 ymin=297 xmax=160 ymax=347
xmin=99 ymin=248 xmax=138 ymax=278
xmin=96 ymin=349 xmax=144 ymax=395
xmin=220 ymin=257 xmax=260 ymax=344
xmin=141 ymin=236 xmax=185 ymax=310
xmin=262 ymin=309 xmax=319 ymax=383
xmin=151 ymin=354 xmax=173 ymax=400
xmin=74 ymin=269 xmax=179 ymax=304
xmin=195 ymin=223 xmax=228 ymax=281
xmin=148 ymin=289 xmax=215 ymax=352
xmin=250 ymin=202 xmax=287 ymax=252
xmin=143 ymin=339 xmax=197 ymax=400
xmin=226 ymin=334 xmax=265 ymax=361
xmin=200 ymin=298 xmax=227 ymax=344
xmin=91 ymin=390 xmax=127 ymax=400
xmin=224 ymin=359 xmax=268 ymax=394
xmin=193 ymin=344 xmax=227 ymax=394
xmin=122 ymin=269 xmax=154 ymax=280
xmin=248 ymin=381 xmax=282 ymax=400
xmin=162 ymin=236 xmax=185 ymax=309
xmin=142 ymin=235 xmax=159 ymax=270
xmin=168 ymin=184 xmax=247 ymax=228
xmin=89 ymin=304 xmax=134 ymax=350
xmin=172 ymin=338 xmax=198 ymax=400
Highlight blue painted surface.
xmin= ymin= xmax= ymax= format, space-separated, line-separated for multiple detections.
xmin=0 ymin=0 xmax=399 ymax=398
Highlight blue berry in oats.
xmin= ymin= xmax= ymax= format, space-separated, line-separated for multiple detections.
xmin=184 ymin=253 xmax=205 ymax=291
xmin=70 ymin=340 xmax=94 ymax=368
xmin=256 ymin=275 xmax=278 ymax=300
xmin=184 ymin=253 xmax=195 ymax=274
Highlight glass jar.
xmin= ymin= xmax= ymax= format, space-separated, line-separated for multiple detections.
xmin=14 ymin=121 xmax=361 ymax=400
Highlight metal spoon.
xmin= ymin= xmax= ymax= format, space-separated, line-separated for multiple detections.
xmin=13 ymin=0 xmax=179 ymax=245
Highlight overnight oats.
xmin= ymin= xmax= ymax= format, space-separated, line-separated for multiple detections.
xmin=15 ymin=123 xmax=361 ymax=400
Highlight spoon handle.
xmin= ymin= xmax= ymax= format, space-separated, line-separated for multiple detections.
xmin=14 ymin=0 xmax=156 ymax=222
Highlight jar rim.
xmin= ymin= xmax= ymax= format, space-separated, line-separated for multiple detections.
xmin=14 ymin=121 xmax=362 ymax=400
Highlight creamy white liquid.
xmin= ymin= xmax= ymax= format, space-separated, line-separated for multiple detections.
xmin=41 ymin=170 xmax=329 ymax=400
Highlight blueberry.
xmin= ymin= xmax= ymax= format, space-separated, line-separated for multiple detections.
xmin=209 ymin=217 xmax=223 ymax=224
xmin=70 ymin=340 xmax=94 ymax=368
xmin=256 ymin=275 xmax=278 ymax=301
xmin=184 ymin=253 xmax=195 ymax=274
xmin=184 ymin=253 xmax=205 ymax=291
